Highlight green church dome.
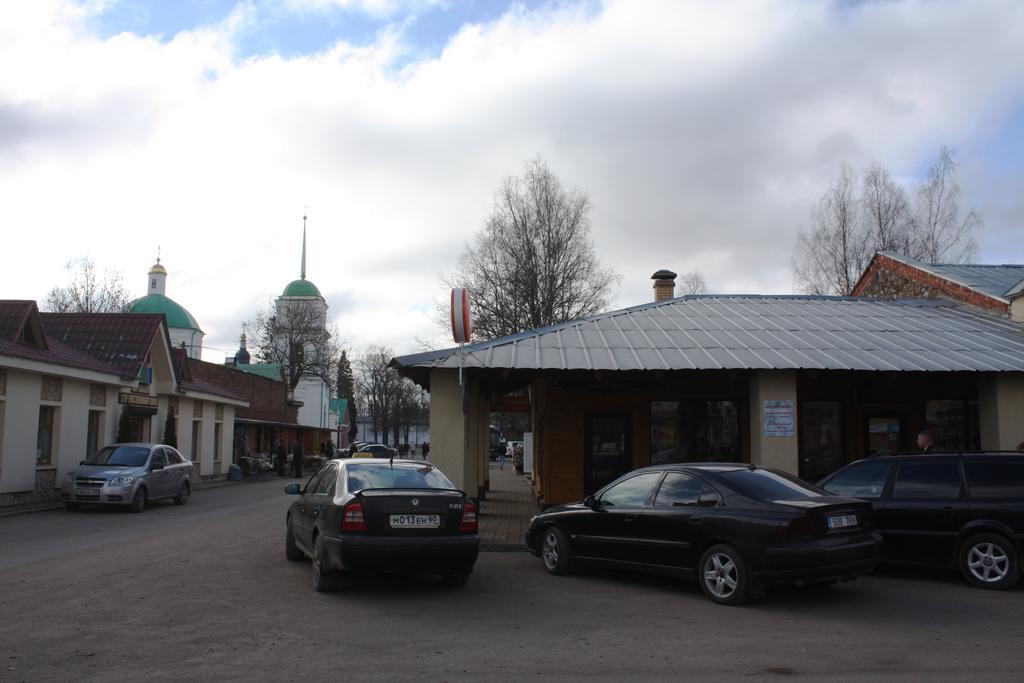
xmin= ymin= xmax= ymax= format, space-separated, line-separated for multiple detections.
xmin=282 ymin=278 xmax=322 ymax=298
xmin=130 ymin=294 xmax=203 ymax=332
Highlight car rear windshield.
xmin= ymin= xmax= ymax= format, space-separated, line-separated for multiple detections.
xmin=347 ymin=464 xmax=455 ymax=492
xmin=87 ymin=446 xmax=149 ymax=467
xmin=717 ymin=468 xmax=823 ymax=501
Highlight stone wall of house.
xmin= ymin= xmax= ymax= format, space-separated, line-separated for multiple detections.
xmin=854 ymin=255 xmax=1010 ymax=316
xmin=0 ymin=469 xmax=61 ymax=508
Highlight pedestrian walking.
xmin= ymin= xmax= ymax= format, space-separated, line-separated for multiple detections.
xmin=422 ymin=442 xmax=429 ymax=461
xmin=325 ymin=440 xmax=335 ymax=459
xmin=292 ymin=440 xmax=304 ymax=478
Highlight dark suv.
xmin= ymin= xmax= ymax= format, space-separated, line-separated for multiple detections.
xmin=818 ymin=453 xmax=1024 ymax=590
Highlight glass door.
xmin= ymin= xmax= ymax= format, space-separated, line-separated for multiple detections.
xmin=584 ymin=414 xmax=632 ymax=495
xmin=865 ymin=414 xmax=903 ymax=456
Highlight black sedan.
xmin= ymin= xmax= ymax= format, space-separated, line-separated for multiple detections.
xmin=285 ymin=458 xmax=479 ymax=592
xmin=525 ymin=464 xmax=882 ymax=605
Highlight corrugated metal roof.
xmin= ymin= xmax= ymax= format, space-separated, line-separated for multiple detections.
xmin=878 ymin=251 xmax=1024 ymax=302
xmin=392 ymin=295 xmax=1024 ymax=373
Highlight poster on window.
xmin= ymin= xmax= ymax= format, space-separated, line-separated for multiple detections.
xmin=763 ymin=400 xmax=794 ymax=437
xmin=523 ymin=432 xmax=533 ymax=474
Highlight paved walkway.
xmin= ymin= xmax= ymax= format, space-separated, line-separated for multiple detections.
xmin=478 ymin=462 xmax=538 ymax=551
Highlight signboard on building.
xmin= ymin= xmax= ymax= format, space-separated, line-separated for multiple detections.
xmin=119 ymin=392 xmax=159 ymax=409
xmin=490 ymin=395 xmax=530 ymax=413
xmin=763 ymin=399 xmax=794 ymax=438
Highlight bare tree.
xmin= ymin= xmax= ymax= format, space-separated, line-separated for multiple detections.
xmin=442 ymin=158 xmax=619 ymax=340
xmin=793 ymin=163 xmax=868 ymax=296
xmin=909 ymin=146 xmax=980 ymax=263
xmin=793 ymin=149 xmax=982 ymax=295
xmin=45 ymin=256 xmax=131 ymax=313
xmin=677 ymin=270 xmax=709 ymax=295
xmin=249 ymin=302 xmax=339 ymax=393
xmin=861 ymin=163 xmax=911 ymax=254
xmin=355 ymin=346 xmax=399 ymax=444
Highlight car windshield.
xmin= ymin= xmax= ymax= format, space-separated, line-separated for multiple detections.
xmin=717 ymin=468 xmax=823 ymax=501
xmin=347 ymin=464 xmax=455 ymax=492
xmin=86 ymin=446 xmax=150 ymax=468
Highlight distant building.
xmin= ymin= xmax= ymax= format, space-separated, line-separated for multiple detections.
xmin=273 ymin=221 xmax=337 ymax=438
xmin=853 ymin=251 xmax=1024 ymax=323
xmin=129 ymin=257 xmax=206 ymax=358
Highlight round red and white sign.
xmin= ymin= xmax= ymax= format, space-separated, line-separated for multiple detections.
xmin=451 ymin=288 xmax=472 ymax=343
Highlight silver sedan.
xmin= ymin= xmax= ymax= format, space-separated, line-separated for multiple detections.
xmin=60 ymin=443 xmax=193 ymax=512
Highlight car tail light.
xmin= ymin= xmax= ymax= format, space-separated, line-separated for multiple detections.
xmin=460 ymin=500 xmax=478 ymax=532
xmin=341 ymin=501 xmax=367 ymax=532
xmin=782 ymin=511 xmax=815 ymax=542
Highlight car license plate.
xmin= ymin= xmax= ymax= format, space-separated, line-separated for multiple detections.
xmin=74 ymin=488 xmax=100 ymax=497
xmin=827 ymin=514 xmax=858 ymax=529
xmin=389 ymin=514 xmax=440 ymax=528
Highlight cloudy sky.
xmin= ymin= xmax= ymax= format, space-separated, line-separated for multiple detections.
xmin=2 ymin=0 xmax=1023 ymax=362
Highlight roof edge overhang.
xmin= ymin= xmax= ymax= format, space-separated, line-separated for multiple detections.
xmin=0 ymin=355 xmax=134 ymax=386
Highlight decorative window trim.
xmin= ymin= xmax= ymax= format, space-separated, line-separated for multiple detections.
xmin=215 ymin=404 xmax=224 ymax=421
xmin=89 ymin=384 xmax=107 ymax=407
xmin=193 ymin=400 xmax=203 ymax=419
xmin=0 ymin=368 xmax=6 ymax=396
xmin=40 ymin=376 xmax=63 ymax=403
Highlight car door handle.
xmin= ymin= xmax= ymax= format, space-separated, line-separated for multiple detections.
xmin=941 ymin=506 xmax=955 ymax=514
xmin=688 ymin=517 xmax=704 ymax=524
xmin=624 ymin=516 xmax=638 ymax=523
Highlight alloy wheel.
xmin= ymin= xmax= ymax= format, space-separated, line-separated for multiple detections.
xmin=967 ymin=542 xmax=1010 ymax=583
xmin=542 ymin=531 xmax=560 ymax=570
xmin=703 ymin=552 xmax=739 ymax=599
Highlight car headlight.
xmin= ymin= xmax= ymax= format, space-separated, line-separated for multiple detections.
xmin=109 ymin=475 xmax=135 ymax=486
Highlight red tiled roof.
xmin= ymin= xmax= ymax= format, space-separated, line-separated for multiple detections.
xmin=0 ymin=336 xmax=126 ymax=378
xmin=170 ymin=347 xmax=243 ymax=402
xmin=41 ymin=312 xmax=166 ymax=378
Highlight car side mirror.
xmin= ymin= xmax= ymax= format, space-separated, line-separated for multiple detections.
xmin=583 ymin=495 xmax=598 ymax=509
xmin=284 ymin=483 xmax=302 ymax=495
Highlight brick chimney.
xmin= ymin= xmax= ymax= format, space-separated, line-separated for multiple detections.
xmin=651 ymin=269 xmax=677 ymax=301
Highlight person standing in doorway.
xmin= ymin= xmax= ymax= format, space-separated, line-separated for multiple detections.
xmin=292 ymin=440 xmax=305 ymax=478
xmin=325 ymin=440 xmax=335 ymax=459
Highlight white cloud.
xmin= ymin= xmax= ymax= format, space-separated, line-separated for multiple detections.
xmin=2 ymin=0 xmax=1023 ymax=363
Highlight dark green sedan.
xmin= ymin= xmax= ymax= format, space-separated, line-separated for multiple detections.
xmin=285 ymin=458 xmax=479 ymax=591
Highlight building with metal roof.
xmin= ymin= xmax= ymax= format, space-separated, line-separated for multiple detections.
xmin=393 ymin=275 xmax=1024 ymax=507
xmin=853 ymin=251 xmax=1024 ymax=322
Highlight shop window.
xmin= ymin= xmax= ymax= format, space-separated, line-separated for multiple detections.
xmin=650 ymin=401 xmax=738 ymax=465
xmin=925 ymin=400 xmax=980 ymax=451
xmin=86 ymin=410 xmax=103 ymax=460
xmin=799 ymin=401 xmax=844 ymax=482
xmin=37 ymin=406 xmax=58 ymax=466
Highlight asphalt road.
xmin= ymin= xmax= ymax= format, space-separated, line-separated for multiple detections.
xmin=1 ymin=478 xmax=1023 ymax=681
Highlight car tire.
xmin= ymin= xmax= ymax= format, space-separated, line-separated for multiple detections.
xmin=959 ymin=533 xmax=1020 ymax=590
xmin=130 ymin=487 xmax=147 ymax=514
xmin=64 ymin=502 xmax=79 ymax=511
xmin=441 ymin=570 xmax=471 ymax=588
xmin=285 ymin=520 xmax=303 ymax=562
xmin=540 ymin=526 xmax=576 ymax=575
xmin=173 ymin=482 xmax=190 ymax=506
xmin=311 ymin=534 xmax=337 ymax=592
xmin=699 ymin=544 xmax=752 ymax=606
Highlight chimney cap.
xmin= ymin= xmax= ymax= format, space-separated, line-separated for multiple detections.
xmin=651 ymin=269 xmax=677 ymax=280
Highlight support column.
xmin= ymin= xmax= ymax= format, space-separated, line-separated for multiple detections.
xmin=978 ymin=374 xmax=1024 ymax=451
xmin=428 ymin=369 xmax=471 ymax=493
xmin=749 ymin=370 xmax=799 ymax=474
